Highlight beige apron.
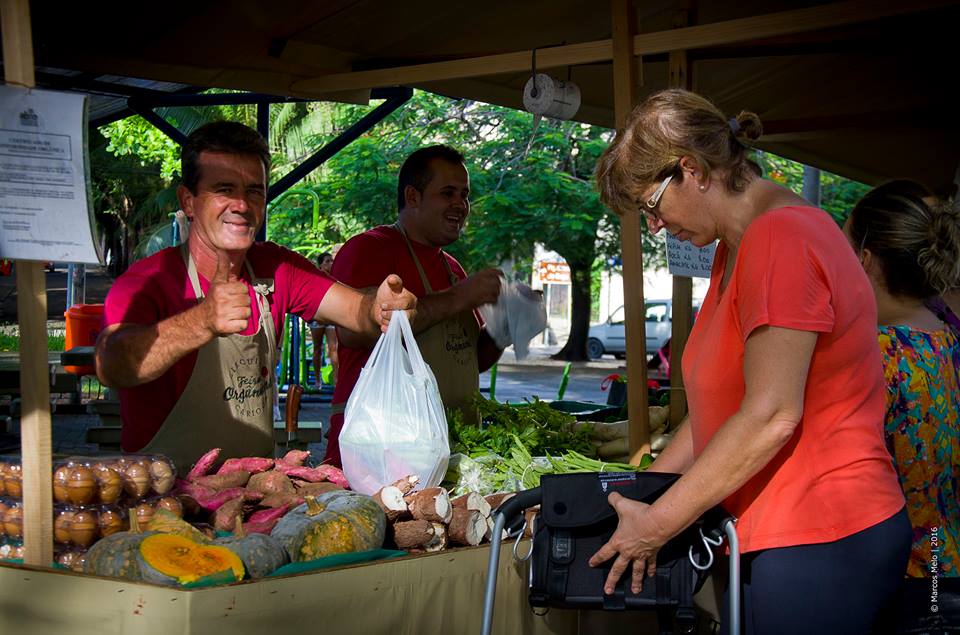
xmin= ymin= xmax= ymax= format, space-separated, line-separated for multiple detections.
xmin=330 ymin=226 xmax=481 ymax=425
xmin=140 ymin=245 xmax=277 ymax=473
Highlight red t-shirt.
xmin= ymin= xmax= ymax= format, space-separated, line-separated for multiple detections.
xmin=682 ymin=206 xmax=904 ymax=553
xmin=326 ymin=224 xmax=472 ymax=465
xmin=103 ymin=242 xmax=334 ymax=452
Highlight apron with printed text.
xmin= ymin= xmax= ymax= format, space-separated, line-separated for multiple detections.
xmin=139 ymin=245 xmax=277 ymax=473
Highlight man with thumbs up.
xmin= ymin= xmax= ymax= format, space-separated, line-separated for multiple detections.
xmin=95 ymin=122 xmax=415 ymax=471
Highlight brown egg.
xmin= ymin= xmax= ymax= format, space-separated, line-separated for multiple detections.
xmin=0 ymin=462 xmax=7 ymax=496
xmin=70 ymin=550 xmax=86 ymax=573
xmin=5 ymin=463 xmax=22 ymax=499
xmin=3 ymin=505 xmax=23 ymax=539
xmin=98 ymin=509 xmax=126 ymax=536
xmin=94 ymin=466 xmax=123 ymax=504
xmin=11 ymin=544 xmax=24 ymax=560
xmin=53 ymin=465 xmax=72 ymax=503
xmin=0 ymin=500 xmax=8 ymax=536
xmin=155 ymin=496 xmax=183 ymax=518
xmin=134 ymin=502 xmax=155 ymax=526
xmin=123 ymin=463 xmax=151 ymax=499
xmin=68 ymin=509 xmax=99 ymax=547
xmin=149 ymin=459 xmax=175 ymax=495
xmin=54 ymin=509 xmax=75 ymax=543
xmin=66 ymin=466 xmax=97 ymax=505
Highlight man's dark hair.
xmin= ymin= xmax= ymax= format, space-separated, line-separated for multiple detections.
xmin=397 ymin=145 xmax=465 ymax=211
xmin=181 ymin=121 xmax=271 ymax=194
xmin=317 ymin=252 xmax=332 ymax=267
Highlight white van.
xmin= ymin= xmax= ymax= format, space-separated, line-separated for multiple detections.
xmin=587 ymin=300 xmax=694 ymax=360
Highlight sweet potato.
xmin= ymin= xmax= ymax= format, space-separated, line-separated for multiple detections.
xmin=247 ymin=471 xmax=295 ymax=495
xmin=184 ymin=486 xmax=263 ymax=511
xmin=186 ymin=448 xmax=221 ymax=481
xmin=243 ymin=505 xmax=290 ymax=534
xmin=260 ymin=492 xmax=304 ymax=509
xmin=211 ymin=496 xmax=246 ymax=531
xmin=193 ymin=470 xmax=251 ymax=490
xmin=277 ymin=450 xmax=310 ymax=466
xmin=274 ymin=463 xmax=350 ymax=488
xmin=216 ymin=457 xmax=274 ymax=475
xmin=174 ymin=479 xmax=217 ymax=501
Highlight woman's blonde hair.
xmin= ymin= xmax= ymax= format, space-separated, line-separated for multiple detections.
xmin=848 ymin=180 xmax=960 ymax=298
xmin=595 ymin=89 xmax=762 ymax=215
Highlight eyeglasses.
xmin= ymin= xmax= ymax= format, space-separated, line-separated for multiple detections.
xmin=640 ymin=173 xmax=674 ymax=223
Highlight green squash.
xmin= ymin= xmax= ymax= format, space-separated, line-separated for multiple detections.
xmin=137 ymin=533 xmax=244 ymax=586
xmin=270 ymin=490 xmax=385 ymax=562
xmin=215 ymin=518 xmax=289 ymax=578
xmin=82 ymin=515 xmax=157 ymax=581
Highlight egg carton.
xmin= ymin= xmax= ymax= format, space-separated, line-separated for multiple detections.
xmin=0 ymin=453 xmax=177 ymax=505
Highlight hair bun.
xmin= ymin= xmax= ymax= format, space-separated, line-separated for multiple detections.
xmin=919 ymin=199 xmax=960 ymax=295
xmin=733 ymin=111 xmax=763 ymax=141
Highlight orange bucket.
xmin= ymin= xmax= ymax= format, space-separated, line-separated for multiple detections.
xmin=63 ymin=304 xmax=104 ymax=376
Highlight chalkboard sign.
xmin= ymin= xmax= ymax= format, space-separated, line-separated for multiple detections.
xmin=665 ymin=233 xmax=716 ymax=278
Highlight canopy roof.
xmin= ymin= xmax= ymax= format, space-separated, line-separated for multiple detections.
xmin=17 ymin=0 xmax=960 ymax=192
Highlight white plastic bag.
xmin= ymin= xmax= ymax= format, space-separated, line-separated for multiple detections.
xmin=479 ymin=282 xmax=548 ymax=360
xmin=339 ymin=310 xmax=449 ymax=495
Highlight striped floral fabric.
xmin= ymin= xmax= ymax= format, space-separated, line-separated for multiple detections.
xmin=879 ymin=324 xmax=960 ymax=578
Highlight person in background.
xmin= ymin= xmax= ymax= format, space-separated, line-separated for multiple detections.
xmin=309 ymin=251 xmax=339 ymax=388
xmin=96 ymin=121 xmax=415 ymax=472
xmin=590 ymin=88 xmax=909 ymax=634
xmin=325 ymin=145 xmax=503 ymax=466
xmin=844 ymin=180 xmax=960 ymax=633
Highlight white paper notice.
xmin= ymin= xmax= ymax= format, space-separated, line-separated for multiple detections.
xmin=0 ymin=85 xmax=100 ymax=264
xmin=665 ymin=233 xmax=716 ymax=278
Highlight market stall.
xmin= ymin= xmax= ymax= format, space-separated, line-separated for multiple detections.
xmin=2 ymin=0 xmax=957 ymax=633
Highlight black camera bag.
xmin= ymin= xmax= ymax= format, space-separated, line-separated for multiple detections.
xmin=528 ymin=471 xmax=719 ymax=634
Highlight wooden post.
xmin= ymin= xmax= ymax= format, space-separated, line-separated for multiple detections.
xmin=2 ymin=0 xmax=53 ymax=567
xmin=612 ymin=0 xmax=651 ymax=461
xmin=668 ymin=4 xmax=694 ymax=429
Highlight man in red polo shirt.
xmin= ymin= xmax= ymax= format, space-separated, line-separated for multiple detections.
xmin=96 ymin=122 xmax=415 ymax=473
xmin=326 ymin=145 xmax=504 ymax=466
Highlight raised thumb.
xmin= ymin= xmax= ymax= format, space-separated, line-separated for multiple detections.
xmin=385 ymin=274 xmax=403 ymax=294
xmin=213 ymin=251 xmax=235 ymax=283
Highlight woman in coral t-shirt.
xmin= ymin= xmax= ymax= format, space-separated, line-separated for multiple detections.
xmin=590 ymin=89 xmax=909 ymax=634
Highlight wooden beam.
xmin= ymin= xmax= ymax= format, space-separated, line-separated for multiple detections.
xmin=612 ymin=0 xmax=651 ymax=462
xmin=1 ymin=0 xmax=53 ymax=567
xmin=290 ymin=0 xmax=953 ymax=94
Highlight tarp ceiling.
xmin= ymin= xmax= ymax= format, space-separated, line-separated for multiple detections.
xmin=12 ymin=0 xmax=960 ymax=193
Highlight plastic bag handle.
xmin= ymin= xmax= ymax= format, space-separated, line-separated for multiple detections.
xmin=362 ymin=307 xmax=399 ymax=370
xmin=391 ymin=310 xmax=431 ymax=377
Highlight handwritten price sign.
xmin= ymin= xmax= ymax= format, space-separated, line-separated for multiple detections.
xmin=665 ymin=234 xmax=716 ymax=278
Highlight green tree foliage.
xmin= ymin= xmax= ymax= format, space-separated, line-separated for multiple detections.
xmin=98 ymin=91 xmax=869 ymax=361
xmin=754 ymin=150 xmax=870 ymax=224
xmin=265 ymin=92 xmax=647 ymax=359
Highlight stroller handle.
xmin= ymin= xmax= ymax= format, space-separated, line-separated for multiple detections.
xmin=492 ymin=487 xmax=542 ymax=523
